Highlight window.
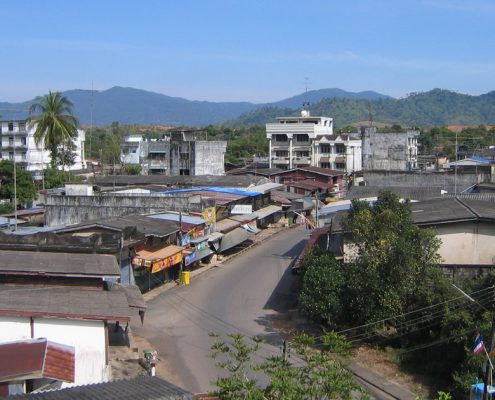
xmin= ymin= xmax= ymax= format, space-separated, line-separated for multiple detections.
xmin=21 ymin=137 xmax=26 ymax=146
xmin=18 ymin=122 xmax=26 ymax=131
xmin=336 ymin=144 xmax=345 ymax=154
xmin=295 ymin=151 xmax=309 ymax=157
xmin=131 ymin=149 xmax=136 ymax=153
xmin=336 ymin=162 xmax=345 ymax=169
xmin=21 ymin=152 xmax=26 ymax=161
xmin=9 ymin=152 xmax=14 ymax=161
xmin=274 ymin=134 xmax=288 ymax=142
xmin=320 ymin=144 xmax=331 ymax=153
xmin=9 ymin=137 xmax=13 ymax=146
xmin=321 ymin=162 xmax=331 ymax=168
xmin=295 ymin=134 xmax=309 ymax=142
xmin=275 ymin=151 xmax=288 ymax=157
xmin=8 ymin=123 xmax=13 ymax=131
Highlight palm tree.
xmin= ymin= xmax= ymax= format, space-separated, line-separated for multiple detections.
xmin=28 ymin=91 xmax=79 ymax=168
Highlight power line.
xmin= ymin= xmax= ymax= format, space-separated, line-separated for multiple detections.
xmin=326 ymin=286 xmax=494 ymax=339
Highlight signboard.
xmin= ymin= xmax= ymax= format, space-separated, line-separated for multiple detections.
xmin=231 ymin=205 xmax=253 ymax=215
xmin=185 ymin=251 xmax=197 ymax=266
xmin=202 ymin=207 xmax=216 ymax=223
xmin=151 ymin=252 xmax=183 ymax=273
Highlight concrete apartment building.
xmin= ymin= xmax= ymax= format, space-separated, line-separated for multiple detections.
xmin=121 ymin=130 xmax=227 ymax=176
xmin=0 ymin=120 xmax=86 ymax=179
xmin=361 ymin=126 xmax=419 ymax=171
xmin=266 ymin=111 xmax=362 ymax=173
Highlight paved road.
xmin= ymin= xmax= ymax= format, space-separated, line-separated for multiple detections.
xmin=132 ymin=226 xmax=308 ymax=393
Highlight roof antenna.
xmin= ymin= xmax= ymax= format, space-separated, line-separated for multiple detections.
xmin=368 ymin=101 xmax=373 ymax=127
xmin=302 ymin=77 xmax=310 ymax=117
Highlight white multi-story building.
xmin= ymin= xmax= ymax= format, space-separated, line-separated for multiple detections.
xmin=266 ymin=111 xmax=362 ymax=173
xmin=0 ymin=120 xmax=86 ymax=178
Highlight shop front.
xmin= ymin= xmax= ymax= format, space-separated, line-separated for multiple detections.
xmin=183 ymin=237 xmax=214 ymax=270
xmin=132 ymin=245 xmax=183 ymax=292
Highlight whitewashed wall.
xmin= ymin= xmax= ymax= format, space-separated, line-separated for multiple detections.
xmin=33 ymin=318 xmax=107 ymax=387
xmin=0 ymin=316 xmax=31 ymax=341
xmin=436 ymin=223 xmax=495 ymax=265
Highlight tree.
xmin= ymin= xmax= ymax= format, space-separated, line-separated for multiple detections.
xmin=209 ymin=332 xmax=364 ymax=400
xmin=28 ymin=91 xmax=79 ymax=168
xmin=299 ymin=251 xmax=345 ymax=325
xmin=43 ymin=168 xmax=81 ymax=189
xmin=341 ymin=191 xmax=443 ymax=325
xmin=0 ymin=160 xmax=37 ymax=206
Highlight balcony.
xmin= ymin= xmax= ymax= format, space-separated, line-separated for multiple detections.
xmin=2 ymin=144 xmax=28 ymax=151
xmin=271 ymin=157 xmax=290 ymax=165
xmin=149 ymin=160 xmax=168 ymax=169
xmin=293 ymin=157 xmax=311 ymax=165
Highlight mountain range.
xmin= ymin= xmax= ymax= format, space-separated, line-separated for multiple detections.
xmin=0 ymin=87 xmax=391 ymax=126
xmin=1 ymin=86 xmax=494 ymax=127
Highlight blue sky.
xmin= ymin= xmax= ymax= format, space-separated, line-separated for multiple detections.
xmin=1 ymin=0 xmax=494 ymax=102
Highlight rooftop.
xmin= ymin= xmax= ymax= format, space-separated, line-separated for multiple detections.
xmin=0 ymin=286 xmax=131 ymax=322
xmin=0 ymin=338 xmax=74 ymax=383
xmin=96 ymin=174 xmax=266 ymax=188
xmin=59 ymin=215 xmax=180 ymax=238
xmin=0 ymin=250 xmax=120 ymax=278
xmin=7 ymin=376 xmax=196 ymax=400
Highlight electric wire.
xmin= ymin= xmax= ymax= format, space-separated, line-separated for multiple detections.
xmin=344 ymin=290 xmax=494 ymax=343
xmin=331 ymin=285 xmax=494 ymax=338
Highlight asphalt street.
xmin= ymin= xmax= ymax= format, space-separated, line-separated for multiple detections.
xmin=132 ymin=225 xmax=308 ymax=393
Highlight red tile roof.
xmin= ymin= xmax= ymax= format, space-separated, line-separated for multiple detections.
xmin=0 ymin=338 xmax=74 ymax=383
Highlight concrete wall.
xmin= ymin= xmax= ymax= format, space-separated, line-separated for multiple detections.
xmin=362 ymin=128 xmax=418 ymax=171
xmin=435 ymin=222 xmax=495 ymax=265
xmin=363 ymin=170 xmax=476 ymax=190
xmin=44 ymin=194 xmax=206 ymax=226
xmin=192 ymin=141 xmax=226 ymax=176
xmin=34 ymin=318 xmax=107 ymax=387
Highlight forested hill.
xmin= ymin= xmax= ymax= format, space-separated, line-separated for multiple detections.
xmin=0 ymin=86 xmax=391 ymax=126
xmin=230 ymin=89 xmax=495 ymax=127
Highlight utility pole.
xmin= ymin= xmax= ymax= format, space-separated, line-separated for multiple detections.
xmin=454 ymin=131 xmax=458 ymax=196
xmin=483 ymin=289 xmax=495 ymax=400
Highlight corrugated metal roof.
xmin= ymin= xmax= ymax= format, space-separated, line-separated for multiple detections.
xmin=147 ymin=213 xmax=206 ymax=225
xmin=0 ymin=286 xmax=131 ymax=322
xmin=219 ymin=227 xmax=251 ymax=253
xmin=0 ymin=250 xmax=120 ymax=278
xmin=60 ymin=215 xmax=179 ymax=238
xmin=158 ymin=187 xmax=261 ymax=197
xmin=246 ymin=182 xmax=285 ymax=194
xmin=228 ymin=214 xmax=257 ymax=223
xmin=7 ymin=376 xmax=196 ymax=399
xmin=214 ymin=218 xmax=241 ymax=233
xmin=286 ymin=179 xmax=328 ymax=190
xmin=253 ymin=205 xmax=282 ymax=219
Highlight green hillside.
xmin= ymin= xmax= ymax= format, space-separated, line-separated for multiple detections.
xmin=230 ymin=89 xmax=495 ymax=127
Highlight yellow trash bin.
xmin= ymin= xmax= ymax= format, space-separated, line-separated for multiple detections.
xmin=181 ymin=271 xmax=190 ymax=285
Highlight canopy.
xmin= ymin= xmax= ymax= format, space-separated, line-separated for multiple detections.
xmin=219 ymin=227 xmax=251 ymax=253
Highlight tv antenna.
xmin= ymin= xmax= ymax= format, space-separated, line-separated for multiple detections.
xmin=368 ymin=101 xmax=373 ymax=127
xmin=302 ymin=77 xmax=310 ymax=112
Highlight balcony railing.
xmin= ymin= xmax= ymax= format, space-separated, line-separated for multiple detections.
xmin=293 ymin=157 xmax=311 ymax=164
xmin=272 ymin=157 xmax=290 ymax=165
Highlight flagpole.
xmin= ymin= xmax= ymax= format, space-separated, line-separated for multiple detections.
xmin=483 ymin=313 xmax=495 ymax=400
xmin=483 ymin=345 xmax=494 ymax=371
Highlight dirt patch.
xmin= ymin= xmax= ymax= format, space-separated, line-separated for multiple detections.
xmin=353 ymin=345 xmax=432 ymax=398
